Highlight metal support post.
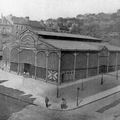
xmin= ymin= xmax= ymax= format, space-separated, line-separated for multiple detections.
xmin=97 ymin=53 xmax=100 ymax=75
xmin=73 ymin=52 xmax=77 ymax=81
xmin=101 ymin=72 xmax=104 ymax=85
xmin=116 ymin=52 xmax=118 ymax=80
xmin=107 ymin=52 xmax=109 ymax=73
xmin=17 ymin=50 xmax=19 ymax=75
xmin=34 ymin=51 xmax=37 ymax=79
xmin=57 ymin=51 xmax=61 ymax=98
xmin=46 ymin=51 xmax=49 ymax=82
xmin=86 ymin=53 xmax=89 ymax=78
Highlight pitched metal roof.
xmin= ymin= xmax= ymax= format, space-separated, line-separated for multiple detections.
xmin=89 ymin=42 xmax=120 ymax=51
xmin=43 ymin=39 xmax=120 ymax=51
xmin=43 ymin=39 xmax=99 ymax=51
xmin=34 ymin=30 xmax=102 ymax=42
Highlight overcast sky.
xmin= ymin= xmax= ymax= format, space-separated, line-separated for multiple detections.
xmin=0 ymin=0 xmax=120 ymax=20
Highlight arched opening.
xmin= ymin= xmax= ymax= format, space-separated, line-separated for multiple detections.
xmin=47 ymin=52 xmax=59 ymax=82
xmin=99 ymin=47 xmax=108 ymax=73
xmin=19 ymin=49 xmax=35 ymax=76
xmin=61 ymin=52 xmax=74 ymax=82
xmin=36 ymin=51 xmax=46 ymax=80
xmin=10 ymin=48 xmax=19 ymax=72
xmin=88 ymin=52 xmax=98 ymax=76
xmin=2 ymin=47 xmax=10 ymax=70
xmin=75 ymin=52 xmax=87 ymax=80
xmin=108 ymin=52 xmax=116 ymax=72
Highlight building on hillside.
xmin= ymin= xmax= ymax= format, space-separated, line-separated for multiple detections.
xmin=2 ymin=28 xmax=120 ymax=84
xmin=0 ymin=15 xmax=13 ymax=35
xmin=0 ymin=15 xmax=46 ymax=65
xmin=0 ymin=14 xmax=46 ymax=36
xmin=0 ymin=14 xmax=29 ymax=36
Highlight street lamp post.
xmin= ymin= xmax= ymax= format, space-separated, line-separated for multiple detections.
xmin=101 ymin=72 xmax=104 ymax=85
xmin=116 ymin=69 xmax=118 ymax=80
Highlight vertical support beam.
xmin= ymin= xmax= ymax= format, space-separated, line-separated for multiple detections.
xmin=97 ymin=53 xmax=100 ymax=75
xmin=17 ymin=49 xmax=20 ymax=75
xmin=46 ymin=51 xmax=49 ymax=82
xmin=86 ymin=52 xmax=89 ymax=78
xmin=8 ymin=49 xmax=11 ymax=72
xmin=18 ymin=37 xmax=20 ymax=75
xmin=57 ymin=51 xmax=61 ymax=98
xmin=73 ymin=51 xmax=77 ymax=81
xmin=107 ymin=51 xmax=109 ymax=73
xmin=7 ymin=49 xmax=9 ymax=72
xmin=116 ymin=52 xmax=118 ymax=80
xmin=76 ymin=87 xmax=80 ymax=106
xmin=34 ymin=51 xmax=37 ymax=79
xmin=115 ymin=52 xmax=118 ymax=71
xmin=58 ymin=51 xmax=61 ymax=84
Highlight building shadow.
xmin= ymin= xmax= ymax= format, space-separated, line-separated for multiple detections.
xmin=0 ymin=80 xmax=36 ymax=120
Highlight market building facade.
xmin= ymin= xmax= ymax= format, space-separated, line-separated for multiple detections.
xmin=2 ymin=28 xmax=120 ymax=84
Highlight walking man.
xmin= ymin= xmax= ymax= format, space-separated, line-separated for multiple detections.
xmin=45 ymin=96 xmax=49 ymax=108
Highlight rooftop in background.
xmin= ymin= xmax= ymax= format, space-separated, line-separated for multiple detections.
xmin=34 ymin=29 xmax=102 ymax=42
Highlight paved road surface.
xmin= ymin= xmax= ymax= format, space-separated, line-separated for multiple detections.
xmin=0 ymin=80 xmax=35 ymax=120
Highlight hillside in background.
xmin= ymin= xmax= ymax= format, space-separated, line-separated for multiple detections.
xmin=41 ymin=9 xmax=120 ymax=46
xmin=1 ymin=9 xmax=120 ymax=47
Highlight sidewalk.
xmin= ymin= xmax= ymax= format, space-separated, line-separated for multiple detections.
xmin=0 ymin=69 xmax=120 ymax=111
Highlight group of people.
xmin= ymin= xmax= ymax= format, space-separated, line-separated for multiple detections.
xmin=45 ymin=96 xmax=67 ymax=109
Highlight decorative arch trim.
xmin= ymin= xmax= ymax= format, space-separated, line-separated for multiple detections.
xmin=19 ymin=49 xmax=35 ymax=65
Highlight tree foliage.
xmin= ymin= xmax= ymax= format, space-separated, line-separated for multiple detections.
xmin=39 ymin=9 xmax=120 ymax=46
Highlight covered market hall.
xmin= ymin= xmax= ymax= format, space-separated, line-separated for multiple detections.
xmin=2 ymin=29 xmax=120 ymax=84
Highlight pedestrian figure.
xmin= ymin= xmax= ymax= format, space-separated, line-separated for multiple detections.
xmin=101 ymin=77 xmax=103 ymax=85
xmin=61 ymin=98 xmax=67 ymax=109
xmin=45 ymin=96 xmax=49 ymax=108
xmin=100 ymin=73 xmax=104 ymax=85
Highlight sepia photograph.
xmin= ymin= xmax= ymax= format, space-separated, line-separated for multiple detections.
xmin=0 ymin=0 xmax=120 ymax=119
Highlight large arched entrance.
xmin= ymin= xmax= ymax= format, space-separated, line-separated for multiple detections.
xmin=36 ymin=51 xmax=46 ymax=80
xmin=88 ymin=52 xmax=98 ymax=76
xmin=99 ymin=47 xmax=108 ymax=73
xmin=47 ymin=52 xmax=59 ymax=82
xmin=10 ymin=48 xmax=19 ymax=72
xmin=61 ymin=52 xmax=74 ymax=82
xmin=19 ymin=49 xmax=35 ymax=76
xmin=75 ymin=52 xmax=87 ymax=80
xmin=108 ymin=52 xmax=116 ymax=72
xmin=3 ymin=47 xmax=10 ymax=71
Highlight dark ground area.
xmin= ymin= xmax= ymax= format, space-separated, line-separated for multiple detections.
xmin=0 ymin=80 xmax=36 ymax=120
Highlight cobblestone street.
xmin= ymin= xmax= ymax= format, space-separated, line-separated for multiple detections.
xmin=1 ymin=69 xmax=120 ymax=119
